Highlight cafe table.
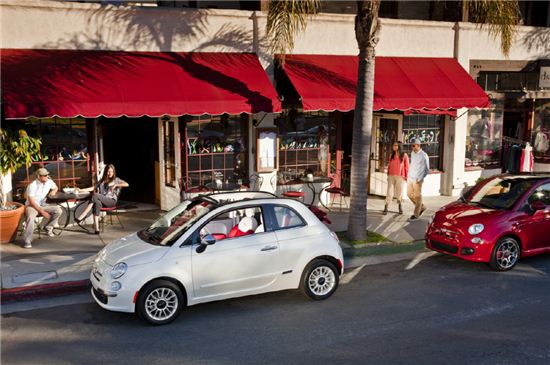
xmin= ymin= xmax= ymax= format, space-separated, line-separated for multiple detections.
xmin=47 ymin=191 xmax=92 ymax=234
xmin=205 ymin=182 xmax=242 ymax=193
xmin=299 ymin=176 xmax=333 ymax=208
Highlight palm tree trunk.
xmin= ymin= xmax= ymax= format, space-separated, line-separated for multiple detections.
xmin=347 ymin=0 xmax=380 ymax=241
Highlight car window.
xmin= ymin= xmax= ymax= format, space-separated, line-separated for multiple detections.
xmin=468 ymin=178 xmax=539 ymax=210
xmin=527 ymin=183 xmax=550 ymax=205
xmin=200 ymin=206 xmax=265 ymax=241
xmin=272 ymin=206 xmax=306 ymax=230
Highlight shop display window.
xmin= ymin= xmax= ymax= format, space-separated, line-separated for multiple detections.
xmin=9 ymin=118 xmax=92 ymax=201
xmin=183 ymin=114 xmax=248 ymax=187
xmin=532 ymin=100 xmax=550 ymax=163
xmin=403 ymin=114 xmax=444 ymax=171
xmin=465 ymin=99 xmax=504 ymax=168
xmin=275 ymin=111 xmax=334 ymax=180
xmin=162 ymin=118 xmax=176 ymax=187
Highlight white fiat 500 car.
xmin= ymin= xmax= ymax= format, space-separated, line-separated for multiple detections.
xmin=91 ymin=192 xmax=344 ymax=325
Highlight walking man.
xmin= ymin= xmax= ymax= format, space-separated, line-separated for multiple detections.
xmin=407 ymin=139 xmax=429 ymax=220
xmin=23 ymin=168 xmax=62 ymax=248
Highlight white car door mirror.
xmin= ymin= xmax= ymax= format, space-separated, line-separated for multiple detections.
xmin=196 ymin=234 xmax=216 ymax=253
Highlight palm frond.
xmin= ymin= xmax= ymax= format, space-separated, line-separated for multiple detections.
xmin=468 ymin=0 xmax=520 ymax=56
xmin=266 ymin=0 xmax=320 ymax=59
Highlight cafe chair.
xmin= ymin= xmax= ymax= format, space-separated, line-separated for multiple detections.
xmin=99 ymin=205 xmax=124 ymax=232
xmin=179 ymin=177 xmax=212 ymax=201
xmin=324 ymin=173 xmax=350 ymax=211
xmin=242 ymin=174 xmax=264 ymax=191
xmin=277 ymin=173 xmax=305 ymax=202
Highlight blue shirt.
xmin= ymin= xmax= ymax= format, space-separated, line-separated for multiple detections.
xmin=408 ymin=149 xmax=430 ymax=182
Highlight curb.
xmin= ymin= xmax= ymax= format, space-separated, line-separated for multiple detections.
xmin=1 ymin=279 xmax=90 ymax=304
xmin=1 ymin=247 xmax=429 ymax=304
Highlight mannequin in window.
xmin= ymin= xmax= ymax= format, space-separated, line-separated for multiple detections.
xmin=318 ymin=126 xmax=329 ymax=175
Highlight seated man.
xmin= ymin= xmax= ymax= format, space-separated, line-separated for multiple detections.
xmin=23 ymin=168 xmax=62 ymax=248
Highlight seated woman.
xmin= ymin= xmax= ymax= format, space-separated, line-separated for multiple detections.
xmin=75 ymin=164 xmax=129 ymax=234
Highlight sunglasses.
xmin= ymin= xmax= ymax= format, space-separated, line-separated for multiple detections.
xmin=39 ymin=174 xmax=49 ymax=177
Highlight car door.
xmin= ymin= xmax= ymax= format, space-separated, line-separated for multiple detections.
xmin=191 ymin=206 xmax=281 ymax=299
xmin=267 ymin=205 xmax=313 ymax=274
xmin=523 ymin=182 xmax=550 ymax=251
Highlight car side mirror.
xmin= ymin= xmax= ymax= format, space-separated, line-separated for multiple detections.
xmin=531 ymin=201 xmax=546 ymax=212
xmin=196 ymin=234 xmax=216 ymax=253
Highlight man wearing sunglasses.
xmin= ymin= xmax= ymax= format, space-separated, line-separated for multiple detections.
xmin=23 ymin=168 xmax=62 ymax=248
xmin=407 ymin=139 xmax=430 ymax=220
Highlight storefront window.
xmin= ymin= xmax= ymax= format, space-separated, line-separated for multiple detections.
xmin=275 ymin=111 xmax=334 ymax=179
xmin=465 ymin=99 xmax=504 ymax=168
xmin=403 ymin=114 xmax=444 ymax=171
xmin=163 ymin=118 xmax=176 ymax=187
xmin=183 ymin=115 xmax=248 ymax=187
xmin=532 ymin=100 xmax=550 ymax=163
xmin=9 ymin=118 xmax=92 ymax=201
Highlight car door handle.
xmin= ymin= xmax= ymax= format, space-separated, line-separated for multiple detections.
xmin=261 ymin=245 xmax=278 ymax=252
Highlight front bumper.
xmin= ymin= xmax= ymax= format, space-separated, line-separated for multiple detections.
xmin=426 ymin=224 xmax=495 ymax=263
xmin=90 ymin=262 xmax=136 ymax=313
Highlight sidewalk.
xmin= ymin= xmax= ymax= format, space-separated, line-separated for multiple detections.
xmin=0 ymin=195 xmax=457 ymax=303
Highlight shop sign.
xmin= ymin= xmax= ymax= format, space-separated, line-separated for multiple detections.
xmin=540 ymin=67 xmax=550 ymax=88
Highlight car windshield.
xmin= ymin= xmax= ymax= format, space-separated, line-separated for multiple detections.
xmin=467 ymin=177 xmax=537 ymax=210
xmin=139 ymin=199 xmax=216 ymax=246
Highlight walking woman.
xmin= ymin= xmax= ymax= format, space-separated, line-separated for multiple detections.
xmin=75 ymin=164 xmax=129 ymax=234
xmin=383 ymin=141 xmax=409 ymax=215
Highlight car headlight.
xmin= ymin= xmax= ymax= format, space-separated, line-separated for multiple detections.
xmin=468 ymin=224 xmax=484 ymax=235
xmin=110 ymin=262 xmax=127 ymax=279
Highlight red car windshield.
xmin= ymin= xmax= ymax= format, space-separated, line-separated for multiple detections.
xmin=467 ymin=177 xmax=539 ymax=210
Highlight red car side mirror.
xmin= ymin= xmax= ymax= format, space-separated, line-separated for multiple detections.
xmin=531 ymin=201 xmax=546 ymax=211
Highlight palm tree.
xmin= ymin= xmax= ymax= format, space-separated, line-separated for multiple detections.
xmin=266 ymin=0 xmax=519 ymax=240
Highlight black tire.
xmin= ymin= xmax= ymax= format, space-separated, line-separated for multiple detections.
xmin=300 ymin=259 xmax=339 ymax=300
xmin=137 ymin=280 xmax=184 ymax=325
xmin=489 ymin=237 xmax=521 ymax=271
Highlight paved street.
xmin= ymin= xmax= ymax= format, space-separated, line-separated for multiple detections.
xmin=2 ymin=254 xmax=550 ymax=365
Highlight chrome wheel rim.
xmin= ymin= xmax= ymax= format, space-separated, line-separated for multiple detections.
xmin=496 ymin=239 xmax=519 ymax=269
xmin=308 ymin=266 xmax=336 ymax=296
xmin=145 ymin=287 xmax=179 ymax=321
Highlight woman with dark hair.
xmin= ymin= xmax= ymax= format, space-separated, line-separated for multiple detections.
xmin=75 ymin=164 xmax=129 ymax=234
xmin=383 ymin=141 xmax=409 ymax=215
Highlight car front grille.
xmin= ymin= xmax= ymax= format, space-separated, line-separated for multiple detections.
xmin=431 ymin=240 xmax=458 ymax=254
xmin=93 ymin=287 xmax=108 ymax=304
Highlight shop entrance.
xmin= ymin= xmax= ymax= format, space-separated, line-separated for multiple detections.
xmin=101 ymin=117 xmax=158 ymax=204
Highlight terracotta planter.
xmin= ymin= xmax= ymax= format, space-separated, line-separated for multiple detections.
xmin=0 ymin=202 xmax=24 ymax=244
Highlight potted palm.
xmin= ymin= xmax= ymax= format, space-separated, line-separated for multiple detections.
xmin=0 ymin=128 xmax=42 ymax=243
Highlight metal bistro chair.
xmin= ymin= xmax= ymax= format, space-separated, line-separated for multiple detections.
xmin=99 ymin=190 xmax=125 ymax=233
xmin=324 ymin=172 xmax=350 ymax=211
xmin=179 ymin=177 xmax=212 ymax=201
xmin=242 ymin=174 xmax=264 ymax=191
xmin=277 ymin=172 xmax=305 ymax=202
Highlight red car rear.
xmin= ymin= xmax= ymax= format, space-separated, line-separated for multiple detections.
xmin=426 ymin=174 xmax=550 ymax=270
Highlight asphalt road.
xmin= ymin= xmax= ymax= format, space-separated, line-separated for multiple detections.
xmin=2 ymin=253 xmax=550 ymax=365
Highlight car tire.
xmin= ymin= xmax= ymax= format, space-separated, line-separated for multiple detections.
xmin=137 ymin=279 xmax=184 ymax=325
xmin=300 ymin=259 xmax=339 ymax=300
xmin=489 ymin=237 xmax=520 ymax=271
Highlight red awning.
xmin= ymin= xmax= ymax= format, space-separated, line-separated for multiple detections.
xmin=281 ymin=55 xmax=489 ymax=112
xmin=1 ymin=49 xmax=281 ymax=119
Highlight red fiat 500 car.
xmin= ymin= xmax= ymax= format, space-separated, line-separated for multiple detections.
xmin=426 ymin=174 xmax=550 ymax=271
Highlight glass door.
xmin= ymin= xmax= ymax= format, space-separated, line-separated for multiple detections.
xmin=369 ymin=114 xmax=402 ymax=196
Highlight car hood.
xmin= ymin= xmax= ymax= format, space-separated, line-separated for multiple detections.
xmin=98 ymin=233 xmax=168 ymax=267
xmin=435 ymin=201 xmax=508 ymax=225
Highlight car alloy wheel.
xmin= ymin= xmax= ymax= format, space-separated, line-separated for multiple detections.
xmin=137 ymin=280 xmax=184 ymax=325
xmin=301 ymin=259 xmax=339 ymax=300
xmin=490 ymin=237 xmax=520 ymax=271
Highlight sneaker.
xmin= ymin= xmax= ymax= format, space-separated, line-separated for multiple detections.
xmin=24 ymin=240 xmax=32 ymax=249
xmin=44 ymin=227 xmax=55 ymax=237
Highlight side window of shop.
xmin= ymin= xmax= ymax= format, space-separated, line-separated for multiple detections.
xmin=465 ymin=99 xmax=504 ymax=169
xmin=183 ymin=114 xmax=248 ymax=188
xmin=270 ymin=206 xmax=306 ymax=230
xmin=10 ymin=118 xmax=92 ymax=202
xmin=532 ymin=100 xmax=550 ymax=164
xmin=275 ymin=111 xmax=335 ymax=181
xmin=402 ymin=114 xmax=444 ymax=171
xmin=163 ymin=118 xmax=176 ymax=187
xmin=527 ymin=183 xmax=550 ymax=206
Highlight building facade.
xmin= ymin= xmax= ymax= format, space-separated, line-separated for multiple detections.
xmin=2 ymin=0 xmax=549 ymax=210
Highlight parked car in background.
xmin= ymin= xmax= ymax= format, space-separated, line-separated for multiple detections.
xmin=91 ymin=192 xmax=343 ymax=325
xmin=426 ymin=174 xmax=550 ymax=271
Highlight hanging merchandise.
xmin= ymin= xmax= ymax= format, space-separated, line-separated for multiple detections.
xmin=520 ymin=142 xmax=534 ymax=173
